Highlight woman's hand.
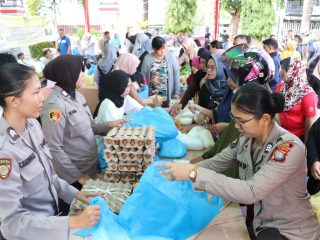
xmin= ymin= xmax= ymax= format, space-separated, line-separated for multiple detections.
xmin=153 ymin=95 xmax=163 ymax=107
xmin=78 ymin=175 xmax=91 ymax=185
xmin=188 ymin=104 xmax=199 ymax=113
xmin=169 ymin=102 xmax=182 ymax=116
xmin=311 ymin=161 xmax=320 ymax=180
xmin=69 ymin=205 xmax=101 ymax=229
xmin=190 ymin=156 xmax=204 ymax=164
xmin=157 ymin=163 xmax=195 ymax=181
xmin=210 ymin=122 xmax=229 ymax=135
xmin=76 ymin=191 xmax=104 ymax=204
xmin=108 ymin=118 xmax=131 ymax=128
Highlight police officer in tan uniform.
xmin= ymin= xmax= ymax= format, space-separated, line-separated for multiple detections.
xmin=160 ymin=83 xmax=320 ymax=240
xmin=40 ymin=55 xmax=128 ymax=187
xmin=0 ymin=63 xmax=100 ymax=240
xmin=159 ymin=48 xmax=320 ymax=240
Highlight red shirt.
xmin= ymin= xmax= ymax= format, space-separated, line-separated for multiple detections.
xmin=276 ymin=83 xmax=318 ymax=137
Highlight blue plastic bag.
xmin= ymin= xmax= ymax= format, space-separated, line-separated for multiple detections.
xmin=75 ymin=197 xmax=131 ymax=240
xmin=138 ymin=85 xmax=149 ymax=99
xmin=76 ymin=161 xmax=223 ymax=240
xmin=119 ymin=162 xmax=223 ymax=239
xmin=159 ymin=138 xmax=187 ymax=158
xmin=124 ymin=107 xmax=178 ymax=143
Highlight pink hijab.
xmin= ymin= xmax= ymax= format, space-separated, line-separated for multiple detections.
xmin=114 ymin=53 xmax=140 ymax=75
xmin=191 ymin=56 xmax=201 ymax=70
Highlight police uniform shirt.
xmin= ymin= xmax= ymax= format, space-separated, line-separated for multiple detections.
xmin=0 ymin=117 xmax=78 ymax=240
xmin=195 ymin=122 xmax=320 ymax=240
xmin=40 ymin=86 xmax=107 ymax=184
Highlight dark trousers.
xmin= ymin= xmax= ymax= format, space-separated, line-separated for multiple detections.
xmin=249 ymin=226 xmax=288 ymax=240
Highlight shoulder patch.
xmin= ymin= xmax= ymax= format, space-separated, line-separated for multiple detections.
xmin=271 ymin=142 xmax=293 ymax=162
xmin=7 ymin=127 xmax=19 ymax=141
xmin=230 ymin=138 xmax=239 ymax=148
xmin=49 ymin=109 xmax=61 ymax=124
xmin=0 ymin=158 xmax=12 ymax=180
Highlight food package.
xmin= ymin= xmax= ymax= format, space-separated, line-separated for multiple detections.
xmin=176 ymin=132 xmax=204 ymax=150
xmin=175 ymin=108 xmax=196 ymax=126
xmin=69 ymin=179 xmax=133 ymax=215
xmin=188 ymin=126 xmax=215 ymax=148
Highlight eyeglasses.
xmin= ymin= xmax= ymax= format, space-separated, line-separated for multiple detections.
xmin=206 ymin=65 xmax=216 ymax=72
xmin=229 ymin=112 xmax=257 ymax=129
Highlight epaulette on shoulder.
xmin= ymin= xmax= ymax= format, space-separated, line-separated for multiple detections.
xmin=0 ymin=134 xmax=8 ymax=150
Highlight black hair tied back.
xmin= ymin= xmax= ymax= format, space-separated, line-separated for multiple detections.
xmin=271 ymin=92 xmax=285 ymax=114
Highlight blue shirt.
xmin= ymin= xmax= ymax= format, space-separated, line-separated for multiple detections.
xmin=269 ymin=52 xmax=281 ymax=92
xmin=58 ymin=36 xmax=71 ymax=54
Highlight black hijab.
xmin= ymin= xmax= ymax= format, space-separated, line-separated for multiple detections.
xmin=101 ymin=70 xmax=129 ymax=108
xmin=43 ymin=54 xmax=84 ymax=98
xmin=280 ymin=57 xmax=291 ymax=72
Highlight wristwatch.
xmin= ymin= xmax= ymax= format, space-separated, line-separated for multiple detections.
xmin=189 ymin=166 xmax=199 ymax=182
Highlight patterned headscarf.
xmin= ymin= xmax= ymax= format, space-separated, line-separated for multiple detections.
xmin=280 ymin=58 xmax=314 ymax=111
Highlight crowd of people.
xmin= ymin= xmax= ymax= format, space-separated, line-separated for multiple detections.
xmin=0 ymin=26 xmax=320 ymax=240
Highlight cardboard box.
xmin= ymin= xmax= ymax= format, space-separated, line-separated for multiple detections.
xmin=78 ymin=86 xmax=99 ymax=115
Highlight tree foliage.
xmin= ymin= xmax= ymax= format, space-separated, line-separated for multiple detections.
xmin=221 ymin=0 xmax=242 ymax=14
xmin=222 ymin=0 xmax=284 ymax=41
xmin=241 ymin=0 xmax=283 ymax=41
xmin=29 ymin=42 xmax=51 ymax=59
xmin=27 ymin=0 xmax=42 ymax=15
xmin=164 ymin=0 xmax=197 ymax=34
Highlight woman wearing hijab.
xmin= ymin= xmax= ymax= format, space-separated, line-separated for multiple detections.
xmin=40 ymin=55 xmax=127 ymax=189
xmin=110 ymin=33 xmax=121 ymax=50
xmin=170 ymin=48 xmax=210 ymax=116
xmin=186 ymin=56 xmax=201 ymax=86
xmin=280 ymin=40 xmax=301 ymax=60
xmin=114 ymin=53 xmax=146 ymax=105
xmin=82 ymin=32 xmax=96 ymax=62
xmin=124 ymin=32 xmax=132 ymax=52
xmin=179 ymin=37 xmax=199 ymax=66
xmin=198 ymin=54 xmax=227 ymax=110
xmin=309 ymin=60 xmax=320 ymax=108
xmin=132 ymin=33 xmax=152 ymax=67
xmin=307 ymin=42 xmax=320 ymax=78
xmin=95 ymin=70 xmax=143 ymax=168
xmin=276 ymin=57 xmax=318 ymax=142
xmin=93 ymin=43 xmax=118 ymax=87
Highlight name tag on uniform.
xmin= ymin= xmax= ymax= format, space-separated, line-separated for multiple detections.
xmin=237 ymin=159 xmax=247 ymax=169
xmin=62 ymin=40 xmax=66 ymax=43
xmin=19 ymin=153 xmax=36 ymax=168
xmin=68 ymin=109 xmax=77 ymax=116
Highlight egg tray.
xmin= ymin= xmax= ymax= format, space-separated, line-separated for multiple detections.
xmin=104 ymin=145 xmax=155 ymax=163
xmin=104 ymin=126 xmax=155 ymax=149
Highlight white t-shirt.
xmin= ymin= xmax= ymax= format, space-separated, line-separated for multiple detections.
xmin=0 ymin=106 xmax=3 ymax=117
xmin=95 ymin=95 xmax=143 ymax=156
xmin=96 ymin=95 xmax=143 ymax=122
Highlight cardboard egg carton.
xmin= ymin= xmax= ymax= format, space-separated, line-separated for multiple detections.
xmin=143 ymin=147 xmax=155 ymax=164
xmin=104 ymin=170 xmax=121 ymax=182
xmin=104 ymin=127 xmax=120 ymax=148
xmin=118 ymin=161 xmax=142 ymax=172
xmin=104 ymin=126 xmax=155 ymax=149
xmin=116 ymin=147 xmax=144 ymax=163
xmin=106 ymin=162 xmax=118 ymax=171
xmin=104 ymin=147 xmax=118 ymax=163
xmin=120 ymin=171 xmax=136 ymax=182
